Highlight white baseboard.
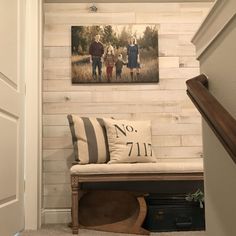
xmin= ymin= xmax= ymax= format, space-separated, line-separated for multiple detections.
xmin=41 ymin=209 xmax=71 ymax=224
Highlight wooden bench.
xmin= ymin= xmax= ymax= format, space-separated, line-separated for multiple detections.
xmin=70 ymin=160 xmax=203 ymax=234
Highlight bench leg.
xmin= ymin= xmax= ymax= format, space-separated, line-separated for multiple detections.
xmin=71 ymin=175 xmax=80 ymax=234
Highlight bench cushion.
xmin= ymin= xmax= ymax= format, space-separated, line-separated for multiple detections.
xmin=70 ymin=159 xmax=203 ymax=175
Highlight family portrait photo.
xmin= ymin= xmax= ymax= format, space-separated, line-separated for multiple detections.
xmin=71 ymin=24 xmax=159 ymax=84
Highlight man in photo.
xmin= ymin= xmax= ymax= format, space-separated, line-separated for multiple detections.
xmin=89 ymin=34 xmax=104 ymax=81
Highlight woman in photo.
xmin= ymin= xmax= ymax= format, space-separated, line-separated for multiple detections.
xmin=127 ymin=36 xmax=140 ymax=81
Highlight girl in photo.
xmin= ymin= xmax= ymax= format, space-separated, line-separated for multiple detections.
xmin=104 ymin=42 xmax=115 ymax=82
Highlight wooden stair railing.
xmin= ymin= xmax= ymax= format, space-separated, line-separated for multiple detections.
xmin=186 ymin=74 xmax=236 ymax=164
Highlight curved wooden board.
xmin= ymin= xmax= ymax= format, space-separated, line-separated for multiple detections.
xmin=78 ymin=190 xmax=149 ymax=235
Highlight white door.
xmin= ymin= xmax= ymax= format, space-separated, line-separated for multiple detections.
xmin=0 ymin=0 xmax=25 ymax=235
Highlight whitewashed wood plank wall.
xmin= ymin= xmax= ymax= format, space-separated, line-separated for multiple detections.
xmin=43 ymin=2 xmax=212 ymax=210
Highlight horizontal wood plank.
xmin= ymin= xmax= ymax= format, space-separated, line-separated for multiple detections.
xmin=44 ymin=184 xmax=71 ymax=196
xmin=181 ymin=135 xmax=203 ymax=146
xmin=43 ymin=102 xmax=182 ymax=115
xmin=159 ymin=23 xmax=201 ymax=34
xmin=44 ymin=24 xmax=200 ymax=37
xmin=43 ymin=90 xmax=188 ymax=103
xmin=179 ymin=56 xmax=199 ymax=68
xmin=43 ymin=122 xmax=201 ymax=138
xmin=43 ymin=148 xmax=74 ymax=160
xmin=45 ymin=12 xmax=136 ymax=25
xmin=159 ymin=57 xmax=179 ymax=68
xmin=43 ymin=147 xmax=202 ymax=172
xmin=44 ymin=196 xmax=71 ymax=209
xmin=136 ymin=12 xmax=204 ymax=24
xmin=43 ymin=134 xmax=188 ymax=150
xmin=43 ymin=172 xmax=71 ymax=184
xmin=44 ymin=3 xmax=180 ymax=13
xmin=42 ymin=112 xmax=200 ymax=126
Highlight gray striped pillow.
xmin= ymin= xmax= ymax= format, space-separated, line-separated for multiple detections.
xmin=67 ymin=115 xmax=110 ymax=164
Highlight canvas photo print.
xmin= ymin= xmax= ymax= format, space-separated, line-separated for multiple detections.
xmin=71 ymin=25 xmax=159 ymax=84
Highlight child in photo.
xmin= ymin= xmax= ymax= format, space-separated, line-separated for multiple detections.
xmin=115 ymin=54 xmax=126 ymax=80
xmin=104 ymin=42 xmax=115 ymax=82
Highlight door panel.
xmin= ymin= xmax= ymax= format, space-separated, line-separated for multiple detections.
xmin=0 ymin=0 xmax=25 ymax=235
xmin=0 ymin=115 xmax=17 ymax=202
xmin=0 ymin=0 xmax=18 ymax=84
xmin=0 ymin=79 xmax=20 ymax=115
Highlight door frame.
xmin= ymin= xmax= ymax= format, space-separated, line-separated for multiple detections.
xmin=24 ymin=0 xmax=43 ymax=229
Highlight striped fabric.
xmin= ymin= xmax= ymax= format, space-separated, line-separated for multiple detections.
xmin=67 ymin=115 xmax=110 ymax=164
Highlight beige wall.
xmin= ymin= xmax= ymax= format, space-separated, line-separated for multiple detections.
xmin=42 ymin=2 xmax=211 ymax=217
xmin=199 ymin=13 xmax=236 ymax=236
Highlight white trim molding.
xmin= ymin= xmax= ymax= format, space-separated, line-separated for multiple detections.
xmin=196 ymin=13 xmax=236 ymax=60
xmin=24 ymin=0 xmax=43 ymax=230
xmin=192 ymin=0 xmax=236 ymax=59
xmin=192 ymin=0 xmax=224 ymax=43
